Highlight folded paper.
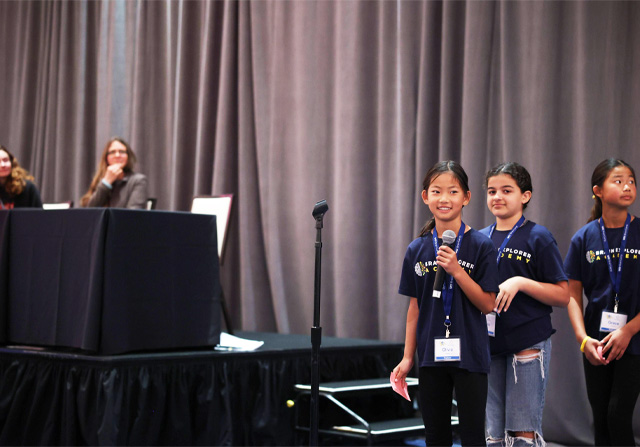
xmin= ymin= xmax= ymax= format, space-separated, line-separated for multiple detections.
xmin=390 ymin=372 xmax=411 ymax=401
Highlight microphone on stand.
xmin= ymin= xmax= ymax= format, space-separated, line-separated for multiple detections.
xmin=312 ymin=200 xmax=328 ymax=220
xmin=432 ymin=229 xmax=457 ymax=298
xmin=310 ymin=199 xmax=328 ymax=447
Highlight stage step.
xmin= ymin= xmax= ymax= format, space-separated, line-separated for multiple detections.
xmin=332 ymin=416 xmax=425 ymax=435
xmin=293 ymin=377 xmax=425 ymax=445
xmin=294 ymin=377 xmax=419 ymax=393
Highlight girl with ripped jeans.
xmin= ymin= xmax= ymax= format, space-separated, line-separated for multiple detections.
xmin=480 ymin=163 xmax=569 ymax=446
xmin=486 ymin=338 xmax=550 ymax=446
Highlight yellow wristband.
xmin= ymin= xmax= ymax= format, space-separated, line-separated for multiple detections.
xmin=580 ymin=336 xmax=591 ymax=353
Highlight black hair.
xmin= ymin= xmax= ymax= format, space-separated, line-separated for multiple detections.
xmin=418 ymin=160 xmax=470 ymax=237
xmin=589 ymin=158 xmax=636 ymax=222
xmin=484 ymin=162 xmax=533 ymax=210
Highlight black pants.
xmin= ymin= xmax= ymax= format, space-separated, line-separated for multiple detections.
xmin=583 ymin=354 xmax=640 ymax=446
xmin=418 ymin=366 xmax=487 ymax=447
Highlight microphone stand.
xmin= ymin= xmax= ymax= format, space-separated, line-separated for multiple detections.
xmin=310 ymin=199 xmax=328 ymax=447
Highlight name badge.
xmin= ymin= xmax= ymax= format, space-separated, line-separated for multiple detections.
xmin=599 ymin=311 xmax=628 ymax=333
xmin=486 ymin=313 xmax=497 ymax=337
xmin=434 ymin=337 xmax=461 ymax=362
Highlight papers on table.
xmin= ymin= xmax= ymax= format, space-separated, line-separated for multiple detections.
xmin=215 ymin=332 xmax=264 ymax=351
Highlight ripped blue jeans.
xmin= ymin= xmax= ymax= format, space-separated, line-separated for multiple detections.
xmin=486 ymin=338 xmax=550 ymax=447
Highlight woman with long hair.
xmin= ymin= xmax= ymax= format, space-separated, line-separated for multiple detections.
xmin=80 ymin=137 xmax=148 ymax=209
xmin=0 ymin=145 xmax=42 ymax=209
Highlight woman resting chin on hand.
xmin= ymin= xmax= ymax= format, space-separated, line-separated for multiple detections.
xmin=80 ymin=137 xmax=148 ymax=209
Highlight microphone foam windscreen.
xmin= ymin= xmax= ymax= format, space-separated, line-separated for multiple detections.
xmin=442 ymin=229 xmax=457 ymax=245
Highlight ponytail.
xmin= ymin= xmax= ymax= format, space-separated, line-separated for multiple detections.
xmin=588 ymin=195 xmax=603 ymax=223
xmin=418 ymin=218 xmax=435 ymax=237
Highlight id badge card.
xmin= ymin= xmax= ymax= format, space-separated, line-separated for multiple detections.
xmin=599 ymin=311 xmax=628 ymax=333
xmin=486 ymin=313 xmax=497 ymax=337
xmin=434 ymin=337 xmax=461 ymax=362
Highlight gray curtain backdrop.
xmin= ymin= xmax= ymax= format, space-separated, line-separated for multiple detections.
xmin=0 ymin=1 xmax=638 ymax=444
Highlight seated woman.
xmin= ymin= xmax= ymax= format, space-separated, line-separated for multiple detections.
xmin=0 ymin=145 xmax=43 ymax=208
xmin=80 ymin=137 xmax=148 ymax=209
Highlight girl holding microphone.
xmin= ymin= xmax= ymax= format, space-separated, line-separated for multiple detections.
xmin=393 ymin=160 xmax=499 ymax=446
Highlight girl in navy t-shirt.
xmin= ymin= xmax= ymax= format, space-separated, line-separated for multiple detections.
xmin=480 ymin=162 xmax=568 ymax=447
xmin=564 ymin=158 xmax=640 ymax=446
xmin=393 ymin=160 xmax=499 ymax=446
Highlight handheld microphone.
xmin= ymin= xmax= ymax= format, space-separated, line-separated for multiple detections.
xmin=432 ymin=229 xmax=457 ymax=298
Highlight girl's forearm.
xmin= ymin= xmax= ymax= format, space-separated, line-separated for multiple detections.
xmin=514 ymin=277 xmax=570 ymax=307
xmin=452 ymin=267 xmax=495 ymax=314
xmin=567 ymin=279 xmax=588 ymax=344
xmin=403 ymin=298 xmax=419 ymax=360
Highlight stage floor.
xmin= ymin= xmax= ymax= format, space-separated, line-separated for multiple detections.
xmin=0 ymin=331 xmax=405 ymax=445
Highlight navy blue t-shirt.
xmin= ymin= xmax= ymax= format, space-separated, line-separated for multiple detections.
xmin=479 ymin=221 xmax=568 ymax=356
xmin=564 ymin=218 xmax=640 ymax=355
xmin=398 ymin=228 xmax=499 ymax=373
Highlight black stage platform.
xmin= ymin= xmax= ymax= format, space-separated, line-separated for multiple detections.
xmin=0 ymin=331 xmax=404 ymax=445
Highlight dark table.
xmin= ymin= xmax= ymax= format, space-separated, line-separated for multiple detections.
xmin=0 ymin=208 xmax=221 ymax=354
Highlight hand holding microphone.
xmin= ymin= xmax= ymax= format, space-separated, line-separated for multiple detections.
xmin=433 ymin=229 xmax=457 ymax=298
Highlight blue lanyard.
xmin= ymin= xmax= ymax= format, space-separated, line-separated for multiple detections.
xmin=488 ymin=215 xmax=526 ymax=265
xmin=598 ymin=213 xmax=631 ymax=312
xmin=432 ymin=222 xmax=466 ymax=333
